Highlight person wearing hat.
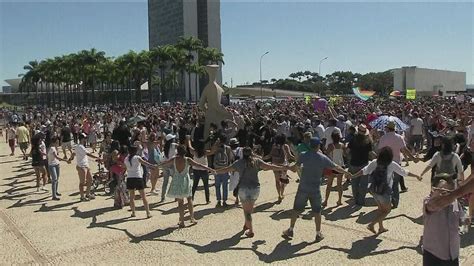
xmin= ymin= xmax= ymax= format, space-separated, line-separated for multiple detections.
xmin=346 ymin=124 xmax=376 ymax=206
xmin=409 ymin=112 xmax=424 ymax=157
xmin=160 ymin=133 xmax=178 ymax=202
xmin=283 ymin=137 xmax=352 ymax=242
xmin=323 ymin=118 xmax=342 ymax=151
xmin=16 ymin=121 xmax=30 ymax=160
xmin=67 ymin=133 xmax=102 ymax=201
xmin=378 ymin=120 xmax=418 ymax=208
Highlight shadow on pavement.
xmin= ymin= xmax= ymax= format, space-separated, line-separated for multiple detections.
xmin=461 ymin=229 xmax=474 ymax=248
xmin=71 ymin=206 xmax=117 ymax=219
xmin=7 ymin=195 xmax=50 ymax=209
xmin=35 ymin=200 xmax=81 ymax=213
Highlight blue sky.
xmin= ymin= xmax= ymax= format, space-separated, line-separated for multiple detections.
xmin=1 ymin=0 xmax=473 ymax=87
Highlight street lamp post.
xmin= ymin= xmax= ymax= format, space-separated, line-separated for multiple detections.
xmin=260 ymin=51 xmax=269 ymax=100
xmin=319 ymin=56 xmax=328 ymax=76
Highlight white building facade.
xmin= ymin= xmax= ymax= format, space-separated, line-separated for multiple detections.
xmin=393 ymin=66 xmax=466 ymax=96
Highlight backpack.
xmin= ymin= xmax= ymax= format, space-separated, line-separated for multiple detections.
xmin=214 ymin=146 xmax=229 ymax=168
xmin=369 ymin=165 xmax=389 ymax=195
xmin=153 ymin=148 xmax=163 ymax=163
xmin=435 ymin=153 xmax=456 ymax=180
xmin=232 ymin=147 xmax=243 ymax=161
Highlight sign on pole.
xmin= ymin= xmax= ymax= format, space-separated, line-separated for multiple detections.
xmin=406 ymin=88 xmax=416 ymax=100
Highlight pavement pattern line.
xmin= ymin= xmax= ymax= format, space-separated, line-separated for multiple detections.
xmin=0 ymin=208 xmax=49 ymax=264
xmin=45 ymin=196 xmax=422 ymax=262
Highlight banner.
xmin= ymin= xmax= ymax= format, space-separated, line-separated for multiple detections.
xmin=305 ymin=95 xmax=311 ymax=104
xmin=352 ymin=87 xmax=375 ymax=101
xmin=406 ymin=88 xmax=416 ymax=100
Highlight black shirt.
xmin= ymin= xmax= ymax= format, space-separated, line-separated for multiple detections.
xmin=61 ymin=126 xmax=72 ymax=142
xmin=348 ymin=138 xmax=372 ymax=167
xmin=112 ymin=126 xmax=131 ymax=147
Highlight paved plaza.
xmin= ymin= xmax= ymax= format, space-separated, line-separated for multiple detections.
xmin=1 ymin=142 xmax=473 ymax=265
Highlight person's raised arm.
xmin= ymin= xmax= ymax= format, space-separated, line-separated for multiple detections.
xmin=188 ymin=158 xmax=214 ymax=173
xmin=214 ymin=165 xmax=235 ymax=175
xmin=156 ymin=158 xmax=174 ymax=169
xmin=426 ymin=176 xmax=474 ymax=213
xmin=402 ymin=146 xmax=418 ymax=162
xmin=259 ymin=161 xmax=287 ymax=172
xmin=138 ymin=157 xmax=156 ymax=168
xmin=331 ymin=164 xmax=352 ymax=178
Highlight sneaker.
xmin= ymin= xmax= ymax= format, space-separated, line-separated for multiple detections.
xmin=223 ymin=201 xmax=228 ymax=207
xmin=52 ymin=197 xmax=60 ymax=201
xmin=80 ymin=197 xmax=89 ymax=202
xmin=315 ymin=233 xmax=325 ymax=242
xmin=282 ymin=229 xmax=294 ymax=239
xmin=56 ymin=193 xmax=62 ymax=196
xmin=216 ymin=201 xmax=222 ymax=208
xmin=87 ymin=194 xmax=96 ymax=200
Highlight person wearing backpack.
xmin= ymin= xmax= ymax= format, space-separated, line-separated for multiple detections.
xmin=146 ymin=132 xmax=163 ymax=195
xmin=213 ymin=135 xmax=234 ymax=207
xmin=352 ymin=147 xmax=421 ymax=235
xmin=421 ymin=137 xmax=464 ymax=187
xmin=264 ymin=134 xmax=294 ymax=202
xmin=229 ymin=138 xmax=243 ymax=205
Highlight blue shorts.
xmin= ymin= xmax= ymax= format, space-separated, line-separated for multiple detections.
xmin=293 ymin=190 xmax=322 ymax=213
xmin=238 ymin=187 xmax=260 ymax=203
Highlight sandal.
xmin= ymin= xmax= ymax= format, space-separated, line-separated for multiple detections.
xmin=245 ymin=231 xmax=255 ymax=238
xmin=178 ymin=222 xmax=185 ymax=228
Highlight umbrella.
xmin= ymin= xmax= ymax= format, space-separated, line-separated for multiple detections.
xmin=127 ymin=115 xmax=146 ymax=126
xmin=369 ymin=115 xmax=408 ymax=132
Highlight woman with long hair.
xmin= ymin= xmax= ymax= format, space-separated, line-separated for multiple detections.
xmin=265 ymin=134 xmax=294 ymax=202
xmin=187 ymin=138 xmax=217 ymax=204
xmin=47 ymin=136 xmax=66 ymax=200
xmin=158 ymin=145 xmax=214 ymax=228
xmin=67 ymin=133 xmax=101 ymax=201
xmin=30 ymin=133 xmax=48 ymax=192
xmin=146 ymin=132 xmax=162 ymax=195
xmin=160 ymin=134 xmax=178 ymax=202
xmin=215 ymin=147 xmax=289 ymax=238
xmin=323 ymin=131 xmax=345 ymax=207
xmin=124 ymin=145 xmax=156 ymax=218
xmin=352 ymin=147 xmax=421 ymax=234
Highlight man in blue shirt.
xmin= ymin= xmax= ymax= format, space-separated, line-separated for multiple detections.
xmin=283 ymin=137 xmax=351 ymax=242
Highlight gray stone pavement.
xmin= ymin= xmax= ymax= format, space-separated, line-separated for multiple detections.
xmin=0 ymin=142 xmax=473 ymax=265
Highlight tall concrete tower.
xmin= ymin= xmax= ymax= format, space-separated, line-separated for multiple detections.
xmin=148 ymin=0 xmax=222 ymax=102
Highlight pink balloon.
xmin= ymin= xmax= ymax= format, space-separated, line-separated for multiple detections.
xmin=313 ymin=99 xmax=328 ymax=112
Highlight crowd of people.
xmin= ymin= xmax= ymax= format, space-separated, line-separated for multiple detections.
xmin=2 ymin=95 xmax=474 ymax=265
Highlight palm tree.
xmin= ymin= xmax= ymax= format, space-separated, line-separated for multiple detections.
xmin=150 ymin=45 xmax=174 ymax=103
xmin=177 ymin=36 xmax=203 ymax=102
xmin=20 ymin=60 xmax=41 ymax=105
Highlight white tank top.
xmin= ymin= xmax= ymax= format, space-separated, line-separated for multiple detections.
xmin=192 ymin=155 xmax=208 ymax=171
xmin=331 ymin=146 xmax=344 ymax=167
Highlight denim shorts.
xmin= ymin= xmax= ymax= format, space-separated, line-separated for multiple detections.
xmin=293 ymin=190 xmax=322 ymax=213
xmin=238 ymin=187 xmax=260 ymax=203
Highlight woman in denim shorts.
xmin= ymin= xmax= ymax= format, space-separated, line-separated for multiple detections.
xmin=215 ymin=147 xmax=288 ymax=238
